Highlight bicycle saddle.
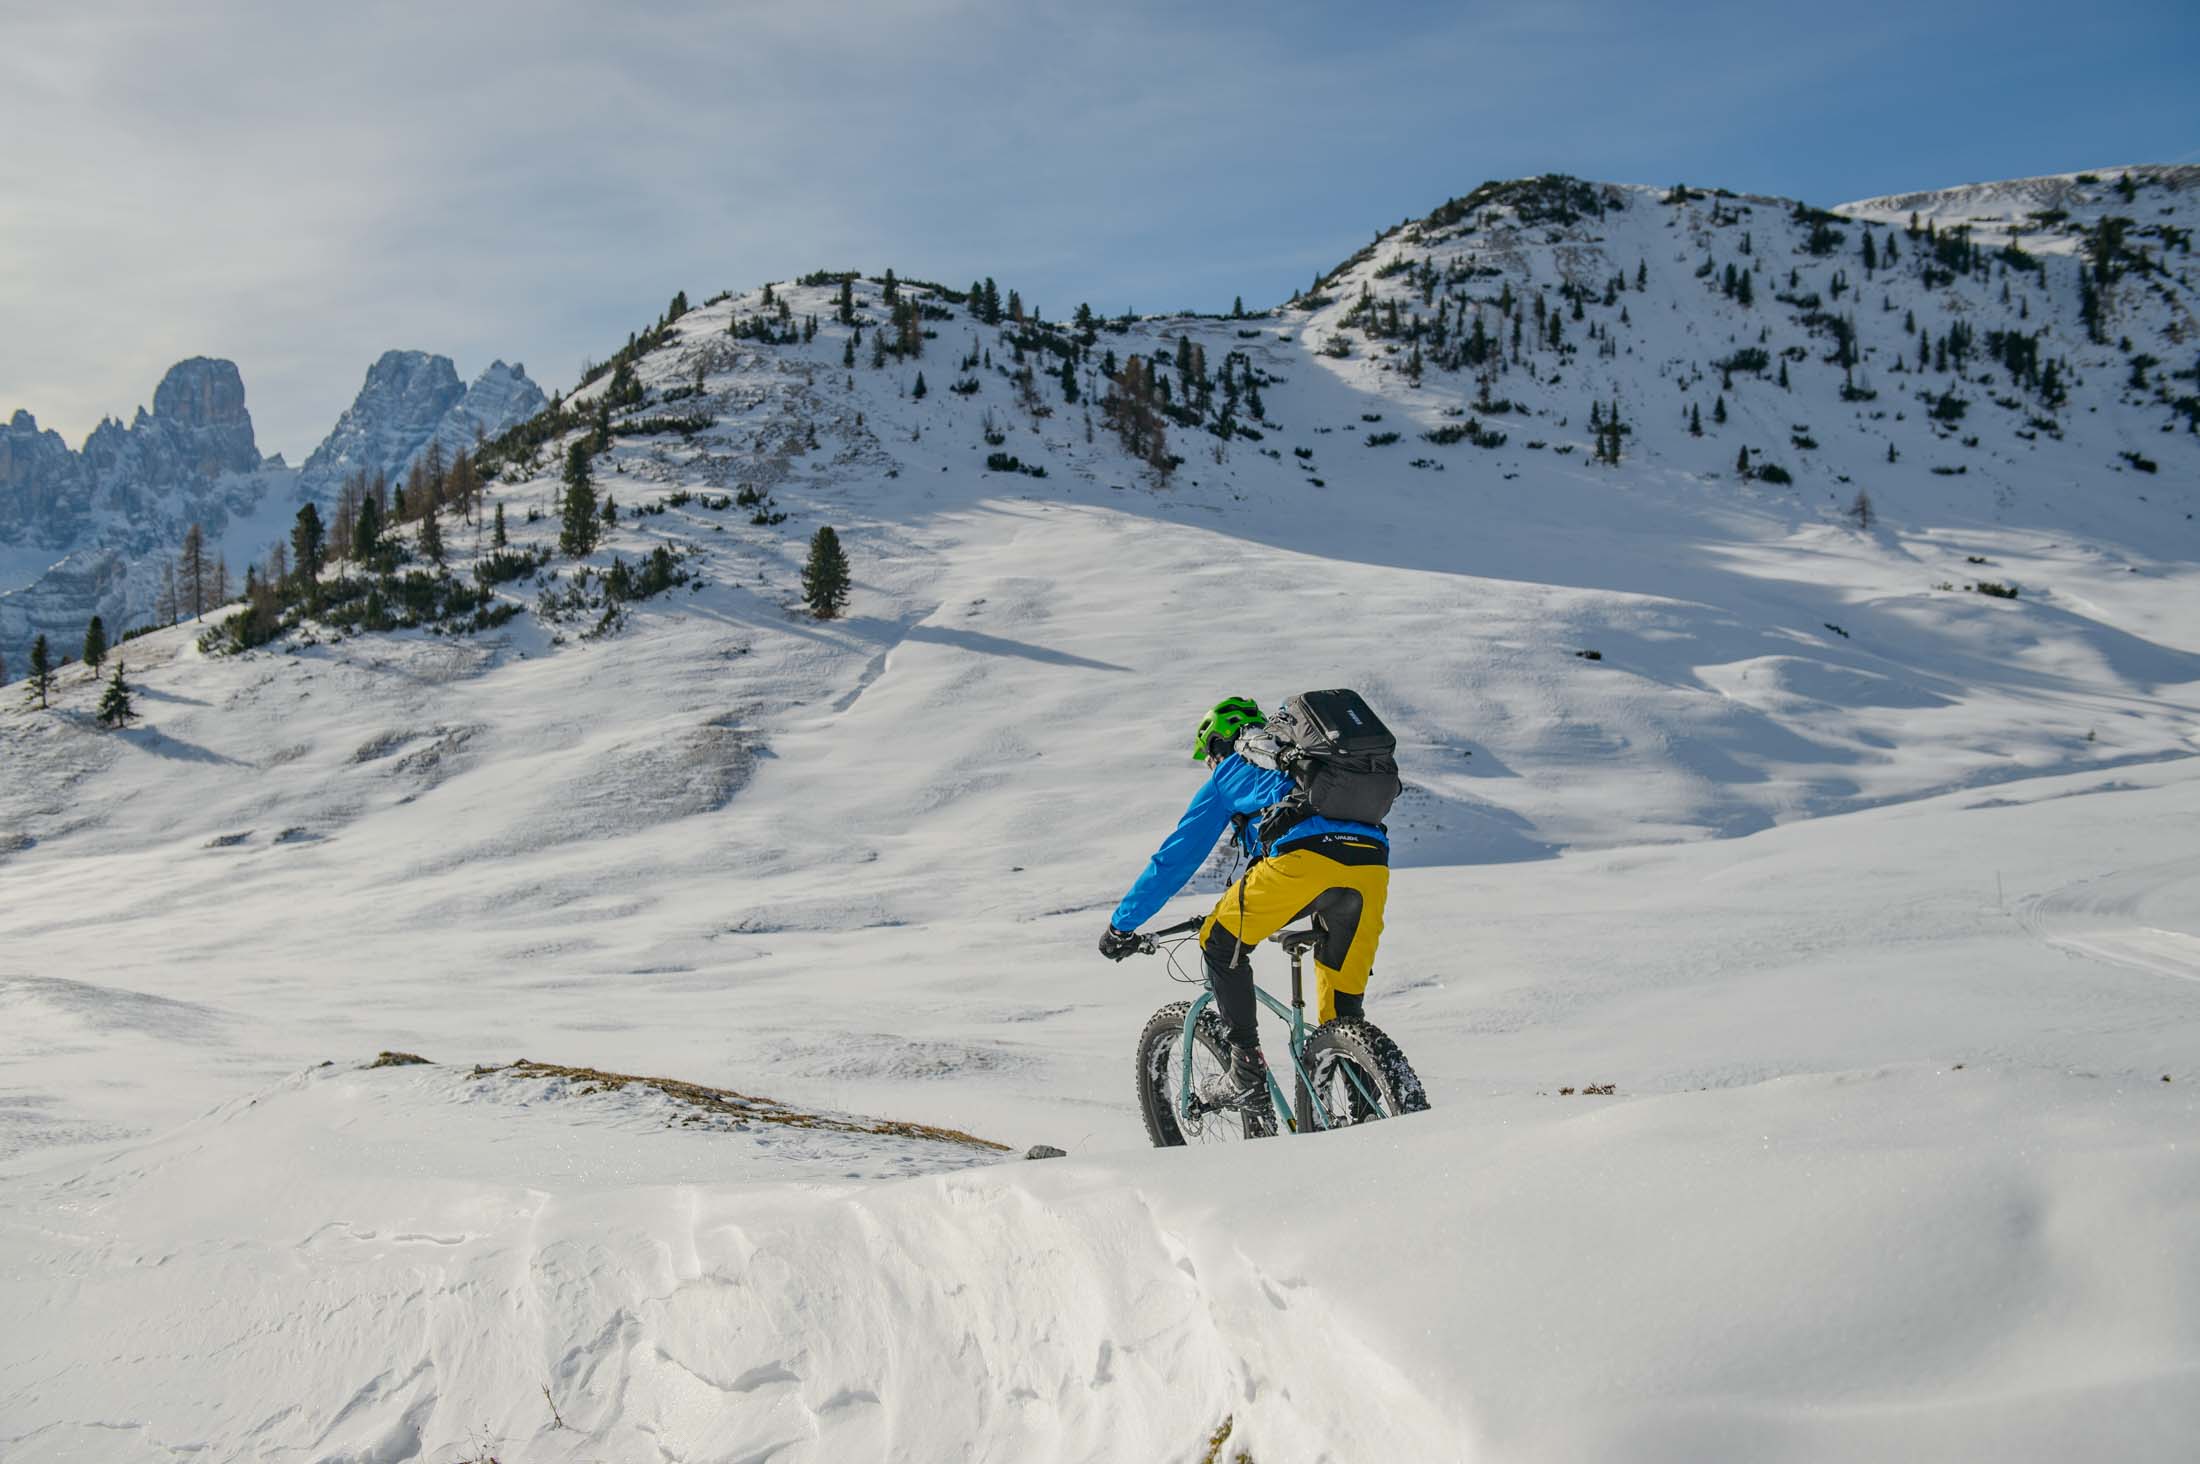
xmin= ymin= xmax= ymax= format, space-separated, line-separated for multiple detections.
xmin=1272 ymin=926 xmax=1322 ymax=955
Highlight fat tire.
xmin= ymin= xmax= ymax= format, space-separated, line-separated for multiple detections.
xmin=1134 ymin=1000 xmax=1269 ymax=1147
xmin=1295 ymin=1018 xmax=1430 ymax=1131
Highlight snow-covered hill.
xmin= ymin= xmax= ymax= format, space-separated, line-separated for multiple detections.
xmin=1 ymin=168 xmax=2196 ymax=1462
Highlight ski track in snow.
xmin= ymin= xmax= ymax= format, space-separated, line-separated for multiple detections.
xmin=2017 ymin=853 xmax=2200 ymax=986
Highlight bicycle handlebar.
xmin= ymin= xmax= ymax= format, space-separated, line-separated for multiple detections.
xmin=1134 ymin=915 xmax=1206 ymax=953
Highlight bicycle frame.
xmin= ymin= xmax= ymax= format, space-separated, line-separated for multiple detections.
xmin=1141 ymin=915 xmax=1391 ymax=1137
xmin=1179 ymin=980 xmax=1335 ymax=1134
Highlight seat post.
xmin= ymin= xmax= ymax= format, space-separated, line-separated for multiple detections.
xmin=1291 ymin=947 xmax=1305 ymax=1015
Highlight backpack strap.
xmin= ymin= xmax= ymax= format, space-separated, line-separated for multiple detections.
xmin=1233 ymin=725 xmax=1294 ymax=773
xmin=1254 ymin=790 xmax=1316 ymax=850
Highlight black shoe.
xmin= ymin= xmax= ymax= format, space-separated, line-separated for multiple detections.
xmin=1225 ymin=1043 xmax=1269 ymax=1101
xmin=1226 ymin=1043 xmax=1278 ymax=1137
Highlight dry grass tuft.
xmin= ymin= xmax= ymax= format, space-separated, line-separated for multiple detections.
xmin=477 ymin=1058 xmax=1012 ymax=1151
xmin=365 ymin=1050 xmax=432 ymax=1068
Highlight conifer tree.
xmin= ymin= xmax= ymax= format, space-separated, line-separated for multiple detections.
xmin=559 ymin=442 xmax=599 ymax=557
xmin=838 ymin=278 xmax=856 ymax=325
xmin=1736 ymin=445 xmax=1751 ymax=476
xmin=1689 ymin=402 xmax=1703 ymax=437
xmin=1736 ymin=270 xmax=1754 ymax=307
xmin=292 ymin=503 xmax=326 ymax=587
xmin=96 ymin=659 xmax=134 ymax=728
xmin=493 ymin=502 xmax=509 ymax=548
xmin=419 ymin=505 xmax=445 ymax=563
xmin=1059 ymin=356 xmax=1078 ymax=402
xmin=1713 ymin=394 xmax=1728 ymax=424
xmin=870 ymin=331 xmax=888 ymax=369
xmin=355 ymin=495 xmax=384 ymax=564
xmin=25 ymin=634 xmax=53 ymax=709
xmin=83 ymin=615 xmax=107 ymax=669
xmin=1779 ymin=359 xmax=1790 ymax=390
xmin=801 ymin=525 xmax=851 ymax=619
xmin=913 ymin=371 xmax=928 ymax=400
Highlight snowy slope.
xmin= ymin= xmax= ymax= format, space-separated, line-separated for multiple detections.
xmin=1 ymin=168 xmax=2197 ymax=1461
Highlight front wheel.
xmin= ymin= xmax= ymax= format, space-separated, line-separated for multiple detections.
xmin=1134 ymin=1001 xmax=1275 ymax=1146
xmin=1295 ymin=1019 xmax=1430 ymax=1131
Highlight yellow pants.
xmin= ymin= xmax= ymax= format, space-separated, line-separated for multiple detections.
xmin=1201 ymin=843 xmax=1389 ymax=1024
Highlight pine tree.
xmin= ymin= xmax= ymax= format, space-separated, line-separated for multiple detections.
xmin=602 ymin=494 xmax=617 ymax=525
xmin=1059 ymin=356 xmax=1078 ymax=402
xmin=843 ymin=333 xmax=856 ymax=368
xmin=1736 ymin=445 xmax=1751 ymax=476
xmin=1778 ymin=359 xmax=1790 ymax=390
xmin=419 ymin=505 xmax=445 ymax=563
xmin=559 ymin=442 xmax=599 ymax=556
xmin=870 ymin=332 xmax=888 ymax=369
xmin=1689 ymin=402 xmax=1703 ymax=436
xmin=493 ymin=502 xmax=508 ymax=548
xmin=913 ymin=371 xmax=928 ymax=399
xmin=355 ymin=495 xmax=384 ymax=564
xmin=291 ymin=503 xmax=325 ymax=587
xmin=1736 ymin=270 xmax=1754 ymax=307
xmin=1713 ymin=395 xmax=1728 ymax=424
xmin=83 ymin=615 xmax=107 ymax=669
xmin=96 ymin=659 xmax=134 ymax=728
xmin=801 ymin=525 xmax=851 ymax=619
xmin=1848 ymin=488 xmax=1874 ymax=530
xmin=25 ymin=634 xmax=53 ymax=709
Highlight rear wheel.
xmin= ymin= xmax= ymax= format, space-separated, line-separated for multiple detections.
xmin=1134 ymin=1001 xmax=1276 ymax=1146
xmin=1294 ymin=1019 xmax=1430 ymax=1131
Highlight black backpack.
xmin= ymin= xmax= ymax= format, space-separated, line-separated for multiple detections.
xmin=1239 ymin=689 xmax=1402 ymax=839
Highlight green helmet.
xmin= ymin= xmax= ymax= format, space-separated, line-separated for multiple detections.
xmin=1192 ymin=695 xmax=1266 ymax=762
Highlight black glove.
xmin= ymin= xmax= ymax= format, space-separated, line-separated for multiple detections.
xmin=1098 ymin=925 xmax=1141 ymax=961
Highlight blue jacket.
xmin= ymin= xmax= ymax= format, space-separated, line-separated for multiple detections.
xmin=1110 ymin=754 xmax=1388 ymax=931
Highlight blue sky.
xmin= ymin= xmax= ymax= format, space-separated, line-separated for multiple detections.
xmin=3 ymin=0 xmax=2194 ymax=459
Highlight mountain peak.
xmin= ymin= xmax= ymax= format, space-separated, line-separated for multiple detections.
xmin=149 ymin=357 xmax=251 ymax=433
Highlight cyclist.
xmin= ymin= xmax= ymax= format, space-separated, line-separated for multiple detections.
xmin=1099 ymin=695 xmax=1390 ymax=1115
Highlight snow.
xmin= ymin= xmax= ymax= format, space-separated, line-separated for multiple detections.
xmin=2 ymin=168 xmax=2198 ymax=1460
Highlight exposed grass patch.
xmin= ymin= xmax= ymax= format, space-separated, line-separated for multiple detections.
xmin=475 ymin=1059 xmax=1012 ymax=1151
xmin=366 ymin=1050 xmax=432 ymax=1068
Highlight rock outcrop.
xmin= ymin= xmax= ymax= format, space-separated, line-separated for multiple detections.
xmin=1 ymin=352 xmax=543 ymax=678
xmin=299 ymin=352 xmax=543 ymax=501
